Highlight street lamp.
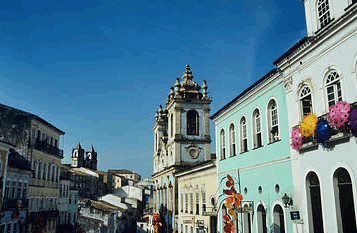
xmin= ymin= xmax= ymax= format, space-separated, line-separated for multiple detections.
xmin=282 ymin=193 xmax=292 ymax=207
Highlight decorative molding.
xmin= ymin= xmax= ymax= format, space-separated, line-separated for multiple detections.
xmin=184 ymin=143 xmax=202 ymax=159
xmin=283 ymin=76 xmax=293 ymax=93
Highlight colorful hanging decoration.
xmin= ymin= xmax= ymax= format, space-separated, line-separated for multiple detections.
xmin=291 ymin=126 xmax=303 ymax=150
xmin=315 ymin=119 xmax=331 ymax=146
xmin=328 ymin=101 xmax=351 ymax=127
xmin=299 ymin=113 xmax=318 ymax=137
xmin=349 ymin=108 xmax=357 ymax=136
xmin=222 ymin=174 xmax=243 ymax=233
xmin=151 ymin=213 xmax=162 ymax=233
xmin=223 ymin=214 xmax=235 ymax=233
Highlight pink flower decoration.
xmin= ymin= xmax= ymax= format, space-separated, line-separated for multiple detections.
xmin=328 ymin=101 xmax=351 ymax=127
xmin=291 ymin=126 xmax=303 ymax=150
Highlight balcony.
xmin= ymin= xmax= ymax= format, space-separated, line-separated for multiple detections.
xmin=297 ymin=102 xmax=357 ymax=150
xmin=30 ymin=138 xmax=63 ymax=158
xmin=8 ymin=149 xmax=31 ymax=170
xmin=29 ymin=177 xmax=45 ymax=187
xmin=202 ymin=207 xmax=217 ymax=216
xmin=28 ymin=209 xmax=60 ymax=220
xmin=2 ymin=199 xmax=29 ymax=210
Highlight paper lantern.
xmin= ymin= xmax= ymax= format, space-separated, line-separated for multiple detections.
xmin=299 ymin=113 xmax=318 ymax=137
xmin=315 ymin=119 xmax=331 ymax=146
xmin=291 ymin=126 xmax=303 ymax=150
xmin=328 ymin=101 xmax=351 ymax=127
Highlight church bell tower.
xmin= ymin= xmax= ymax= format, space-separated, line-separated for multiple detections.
xmin=153 ymin=65 xmax=212 ymax=174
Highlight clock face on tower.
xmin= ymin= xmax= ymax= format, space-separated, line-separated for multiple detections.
xmin=189 ymin=148 xmax=198 ymax=158
xmin=185 ymin=143 xmax=202 ymax=159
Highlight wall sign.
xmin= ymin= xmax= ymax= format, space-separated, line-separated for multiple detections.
xmin=290 ymin=211 xmax=300 ymax=220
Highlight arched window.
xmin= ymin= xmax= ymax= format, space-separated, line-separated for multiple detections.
xmin=240 ymin=117 xmax=248 ymax=153
xmin=170 ymin=114 xmax=174 ymax=138
xmin=229 ymin=124 xmax=236 ymax=157
xmin=155 ymin=132 xmax=158 ymax=152
xmin=325 ymin=71 xmax=343 ymax=107
xmin=257 ymin=204 xmax=267 ymax=233
xmin=317 ymin=0 xmax=331 ymax=29
xmin=185 ymin=193 xmax=188 ymax=212
xmin=273 ymin=204 xmax=285 ymax=233
xmin=333 ymin=168 xmax=357 ymax=233
xmin=222 ymin=204 xmax=227 ymax=233
xmin=220 ymin=129 xmax=226 ymax=160
xmin=300 ymin=85 xmax=313 ymax=117
xmin=190 ymin=192 xmax=193 ymax=214
xmin=52 ymin=165 xmax=56 ymax=181
xmin=181 ymin=193 xmax=184 ymax=212
xmin=37 ymin=162 xmax=42 ymax=179
xmin=252 ymin=109 xmax=262 ymax=148
xmin=306 ymin=172 xmax=324 ymax=233
xmin=268 ymin=99 xmax=279 ymax=143
xmin=187 ymin=110 xmax=199 ymax=135
xmin=243 ymin=204 xmax=252 ymax=233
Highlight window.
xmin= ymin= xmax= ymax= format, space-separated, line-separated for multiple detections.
xmin=257 ymin=204 xmax=267 ymax=233
xmin=306 ymin=172 xmax=324 ymax=233
xmin=196 ymin=193 xmax=199 ymax=215
xmin=190 ymin=193 xmax=193 ymax=214
xmin=202 ymin=191 xmax=206 ymax=212
xmin=181 ymin=193 xmax=183 ymax=212
xmin=317 ymin=0 xmax=331 ymax=28
xmin=221 ymin=204 xmax=227 ymax=232
xmin=273 ymin=205 xmax=285 ymax=233
xmin=220 ymin=129 xmax=226 ymax=159
xmin=333 ymin=168 xmax=357 ymax=233
xmin=240 ymin=117 xmax=248 ymax=153
xmin=6 ymin=223 xmax=11 ymax=233
xmin=52 ymin=165 xmax=56 ymax=181
xmin=32 ymin=161 xmax=37 ymax=178
xmin=38 ymin=162 xmax=42 ymax=179
xmin=170 ymin=114 xmax=174 ymax=138
xmin=252 ymin=109 xmax=262 ymax=148
xmin=4 ymin=181 xmax=9 ymax=200
xmin=185 ymin=193 xmax=188 ymax=212
xmin=13 ymin=223 xmax=17 ymax=233
xmin=325 ymin=71 xmax=342 ymax=107
xmin=17 ymin=183 xmax=22 ymax=199
xmin=11 ymin=181 xmax=16 ymax=199
xmin=243 ymin=204 xmax=252 ymax=233
xmin=187 ymin=110 xmax=199 ymax=135
xmin=229 ymin=124 xmax=236 ymax=157
xmin=268 ymin=99 xmax=279 ymax=143
xmin=300 ymin=85 xmax=313 ymax=117
xmin=22 ymin=184 xmax=27 ymax=199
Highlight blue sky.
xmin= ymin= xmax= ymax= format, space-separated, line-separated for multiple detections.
xmin=0 ymin=0 xmax=306 ymax=178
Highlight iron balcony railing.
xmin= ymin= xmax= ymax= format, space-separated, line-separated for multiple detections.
xmin=30 ymin=138 xmax=63 ymax=158
xmin=2 ymin=198 xmax=29 ymax=210
xmin=295 ymin=102 xmax=357 ymax=149
xmin=202 ymin=207 xmax=217 ymax=216
xmin=28 ymin=209 xmax=60 ymax=220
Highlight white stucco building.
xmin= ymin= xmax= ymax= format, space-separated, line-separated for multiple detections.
xmin=274 ymin=1 xmax=357 ymax=232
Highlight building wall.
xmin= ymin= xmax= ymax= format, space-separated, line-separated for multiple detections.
xmin=178 ymin=163 xmax=217 ymax=233
xmin=278 ymin=2 xmax=357 ymax=232
xmin=213 ymin=74 xmax=294 ymax=233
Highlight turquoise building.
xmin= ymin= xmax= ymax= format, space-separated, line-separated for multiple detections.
xmin=211 ymin=69 xmax=294 ymax=233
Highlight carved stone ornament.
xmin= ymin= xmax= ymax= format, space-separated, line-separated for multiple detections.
xmin=283 ymin=76 xmax=293 ymax=93
xmin=185 ymin=143 xmax=202 ymax=159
